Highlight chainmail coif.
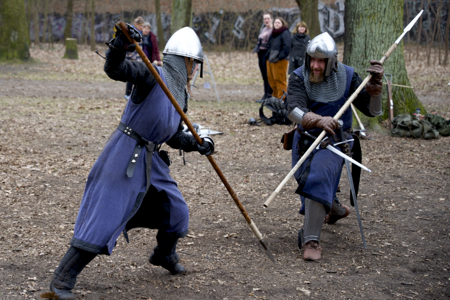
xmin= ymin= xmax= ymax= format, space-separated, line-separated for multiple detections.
xmin=162 ymin=54 xmax=189 ymax=112
xmin=302 ymin=62 xmax=347 ymax=103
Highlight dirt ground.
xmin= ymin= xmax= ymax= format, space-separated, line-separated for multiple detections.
xmin=0 ymin=45 xmax=449 ymax=300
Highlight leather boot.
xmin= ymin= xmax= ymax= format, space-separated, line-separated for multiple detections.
xmin=303 ymin=241 xmax=322 ymax=261
xmin=48 ymin=246 xmax=96 ymax=299
xmin=49 ymin=282 xmax=75 ymax=300
xmin=324 ymin=198 xmax=351 ymax=224
xmin=149 ymin=231 xmax=186 ymax=275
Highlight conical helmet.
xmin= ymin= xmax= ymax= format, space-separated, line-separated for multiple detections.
xmin=305 ymin=32 xmax=338 ymax=77
xmin=163 ymin=27 xmax=203 ymax=62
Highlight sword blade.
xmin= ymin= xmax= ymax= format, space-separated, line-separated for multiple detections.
xmin=325 ymin=145 xmax=371 ymax=173
xmin=395 ymin=10 xmax=423 ymax=44
xmin=345 ymin=159 xmax=367 ymax=249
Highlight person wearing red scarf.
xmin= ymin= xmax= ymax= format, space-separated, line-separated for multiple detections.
xmin=266 ymin=17 xmax=291 ymax=100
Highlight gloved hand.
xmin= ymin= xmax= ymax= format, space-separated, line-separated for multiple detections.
xmin=195 ymin=136 xmax=215 ymax=156
xmin=108 ymin=23 xmax=142 ymax=53
xmin=365 ymin=60 xmax=384 ymax=96
xmin=302 ymin=112 xmax=339 ymax=135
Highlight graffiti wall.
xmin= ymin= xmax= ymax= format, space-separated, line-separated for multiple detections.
xmin=29 ymin=0 xmax=447 ymax=49
xmin=405 ymin=0 xmax=449 ymax=43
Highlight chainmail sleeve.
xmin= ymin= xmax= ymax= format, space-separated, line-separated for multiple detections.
xmin=165 ymin=123 xmax=198 ymax=152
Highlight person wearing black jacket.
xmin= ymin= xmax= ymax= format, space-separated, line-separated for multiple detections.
xmin=253 ymin=11 xmax=273 ymax=103
xmin=288 ymin=21 xmax=310 ymax=75
xmin=266 ymin=17 xmax=291 ymax=100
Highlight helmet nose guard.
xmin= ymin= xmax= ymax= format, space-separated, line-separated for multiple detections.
xmin=305 ymin=32 xmax=338 ymax=77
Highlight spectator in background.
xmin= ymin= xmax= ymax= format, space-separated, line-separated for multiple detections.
xmin=253 ymin=11 xmax=273 ymax=103
xmin=142 ymin=22 xmax=162 ymax=66
xmin=124 ymin=16 xmax=145 ymax=101
xmin=288 ymin=21 xmax=310 ymax=75
xmin=266 ymin=17 xmax=291 ymax=101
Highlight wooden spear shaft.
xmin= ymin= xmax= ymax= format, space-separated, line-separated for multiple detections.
xmin=116 ymin=21 xmax=275 ymax=263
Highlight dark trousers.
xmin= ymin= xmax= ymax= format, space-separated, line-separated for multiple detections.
xmin=258 ymin=49 xmax=273 ymax=98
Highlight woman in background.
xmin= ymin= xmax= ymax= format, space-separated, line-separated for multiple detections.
xmin=288 ymin=21 xmax=310 ymax=75
xmin=253 ymin=11 xmax=273 ymax=103
xmin=266 ymin=17 xmax=291 ymax=101
xmin=142 ymin=22 xmax=162 ymax=66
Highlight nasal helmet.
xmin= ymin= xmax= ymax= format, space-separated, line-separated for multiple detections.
xmin=305 ymin=32 xmax=338 ymax=77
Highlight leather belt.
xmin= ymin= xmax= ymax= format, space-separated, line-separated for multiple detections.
xmin=117 ymin=122 xmax=157 ymax=178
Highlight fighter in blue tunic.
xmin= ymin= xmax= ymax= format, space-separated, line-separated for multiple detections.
xmin=285 ymin=33 xmax=384 ymax=261
xmin=47 ymin=26 xmax=214 ymax=299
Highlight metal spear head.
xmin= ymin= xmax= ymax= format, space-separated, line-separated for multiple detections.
xmin=395 ymin=10 xmax=423 ymax=44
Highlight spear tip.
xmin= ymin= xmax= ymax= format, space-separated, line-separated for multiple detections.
xmin=259 ymin=240 xmax=277 ymax=264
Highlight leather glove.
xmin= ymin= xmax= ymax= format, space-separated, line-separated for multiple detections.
xmin=108 ymin=23 xmax=142 ymax=53
xmin=365 ymin=60 xmax=384 ymax=96
xmin=302 ymin=112 xmax=339 ymax=135
xmin=195 ymin=136 xmax=215 ymax=156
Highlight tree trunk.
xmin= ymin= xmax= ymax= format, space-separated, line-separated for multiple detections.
xmin=444 ymin=0 xmax=450 ymax=66
xmin=155 ymin=0 xmax=165 ymax=50
xmin=426 ymin=1 xmax=435 ymax=66
xmin=64 ymin=0 xmax=74 ymax=41
xmin=171 ymin=0 xmax=192 ymax=34
xmin=0 ymin=0 xmax=30 ymax=61
xmin=90 ymin=0 xmax=95 ymax=51
xmin=48 ymin=0 xmax=54 ymax=49
xmin=344 ymin=0 xmax=425 ymax=130
xmin=41 ymin=0 xmax=49 ymax=43
xmin=435 ymin=0 xmax=444 ymax=65
xmin=82 ymin=0 xmax=89 ymax=45
xmin=295 ymin=0 xmax=320 ymax=38
xmin=33 ymin=0 xmax=40 ymax=46
xmin=415 ymin=0 xmax=424 ymax=59
xmin=63 ymin=38 xmax=78 ymax=59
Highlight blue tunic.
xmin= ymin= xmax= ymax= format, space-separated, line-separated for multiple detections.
xmin=292 ymin=65 xmax=354 ymax=214
xmin=71 ymin=68 xmax=189 ymax=254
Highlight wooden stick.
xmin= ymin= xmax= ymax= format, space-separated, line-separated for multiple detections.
xmin=382 ymin=82 xmax=413 ymax=89
xmin=116 ymin=21 xmax=275 ymax=263
xmin=351 ymin=103 xmax=365 ymax=132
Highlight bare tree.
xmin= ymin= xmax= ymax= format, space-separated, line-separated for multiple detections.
xmin=41 ymin=0 xmax=49 ymax=43
xmin=90 ymin=0 xmax=95 ymax=51
xmin=82 ymin=0 xmax=89 ymax=45
xmin=344 ymin=0 xmax=425 ymax=129
xmin=64 ymin=0 xmax=74 ymax=40
xmin=416 ymin=0 xmax=424 ymax=59
xmin=171 ymin=0 xmax=193 ymax=34
xmin=444 ymin=0 xmax=450 ymax=65
xmin=33 ymin=0 xmax=40 ymax=46
xmin=155 ymin=0 xmax=165 ymax=50
xmin=294 ymin=0 xmax=320 ymax=38
xmin=0 ymin=0 xmax=30 ymax=60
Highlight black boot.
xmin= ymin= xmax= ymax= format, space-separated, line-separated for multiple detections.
xmin=149 ymin=231 xmax=186 ymax=275
xmin=49 ymin=246 xmax=97 ymax=299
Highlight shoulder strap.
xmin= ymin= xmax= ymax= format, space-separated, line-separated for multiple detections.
xmin=343 ymin=65 xmax=354 ymax=99
xmin=293 ymin=66 xmax=303 ymax=80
